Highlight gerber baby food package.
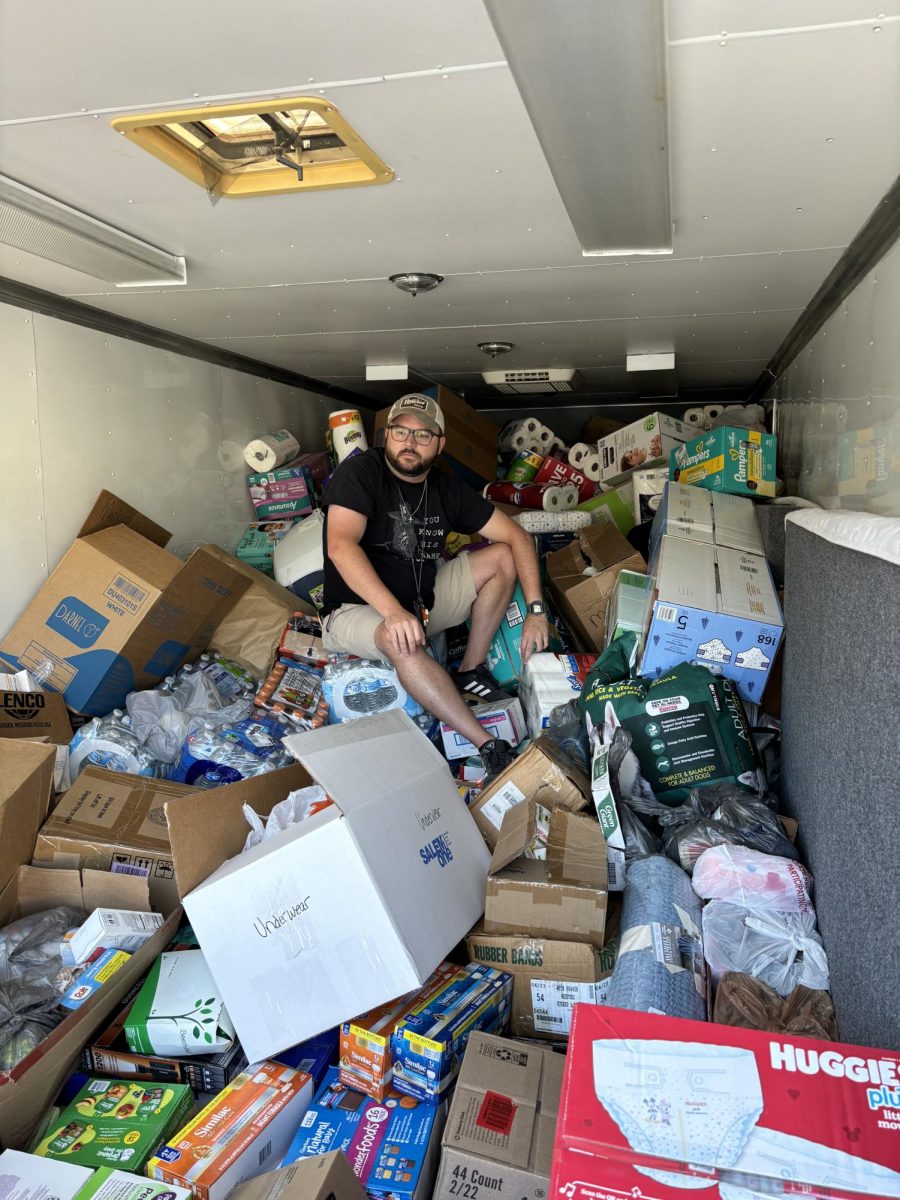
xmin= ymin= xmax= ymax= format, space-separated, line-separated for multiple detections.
xmin=33 ymin=1079 xmax=193 ymax=1170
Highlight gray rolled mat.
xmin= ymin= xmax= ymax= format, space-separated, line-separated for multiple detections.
xmin=607 ymin=854 xmax=707 ymax=1020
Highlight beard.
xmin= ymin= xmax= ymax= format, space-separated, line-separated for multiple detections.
xmin=385 ymin=440 xmax=439 ymax=478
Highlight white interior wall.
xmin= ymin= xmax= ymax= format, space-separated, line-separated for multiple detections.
xmin=1 ymin=302 xmax=335 ymax=636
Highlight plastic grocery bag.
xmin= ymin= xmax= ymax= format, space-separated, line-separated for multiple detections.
xmin=702 ymin=901 xmax=830 ymax=996
xmin=243 ymin=784 xmax=332 ymax=849
xmin=127 ymin=690 xmax=193 ymax=764
xmin=664 ymin=786 xmax=798 ymax=872
xmin=692 ymin=846 xmax=814 ymax=914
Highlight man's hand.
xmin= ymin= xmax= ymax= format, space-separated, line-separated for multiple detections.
xmin=520 ymin=613 xmax=550 ymax=664
xmin=382 ymin=610 xmax=426 ymax=657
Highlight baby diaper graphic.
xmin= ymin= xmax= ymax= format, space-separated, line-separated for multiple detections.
xmin=593 ymin=1039 xmax=764 ymax=1188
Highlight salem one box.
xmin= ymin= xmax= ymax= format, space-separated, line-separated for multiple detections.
xmin=167 ymin=711 xmax=491 ymax=1065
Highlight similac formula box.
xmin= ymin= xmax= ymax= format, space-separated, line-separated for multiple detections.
xmin=670 ymin=426 xmax=777 ymax=497
xmin=389 ymin=964 xmax=513 ymax=1102
xmin=552 ymin=1005 xmax=900 ymax=1200
xmin=282 ymin=1068 xmax=445 ymax=1200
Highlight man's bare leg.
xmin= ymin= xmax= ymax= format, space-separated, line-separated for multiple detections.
xmin=374 ymin=625 xmax=490 ymax=748
xmin=458 ymin=543 xmax=517 ymax=673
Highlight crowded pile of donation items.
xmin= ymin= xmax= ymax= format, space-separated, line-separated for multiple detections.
xmin=0 ymin=388 xmax=897 ymax=1200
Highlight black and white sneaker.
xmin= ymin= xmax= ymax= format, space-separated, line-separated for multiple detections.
xmin=453 ymin=664 xmax=513 ymax=706
xmin=480 ymin=737 xmax=517 ymax=781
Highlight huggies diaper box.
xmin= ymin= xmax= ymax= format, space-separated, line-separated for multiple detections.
xmin=552 ymin=1005 xmax=900 ymax=1200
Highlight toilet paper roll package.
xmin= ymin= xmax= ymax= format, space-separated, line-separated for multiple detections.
xmin=552 ymin=1005 xmax=900 ymax=1200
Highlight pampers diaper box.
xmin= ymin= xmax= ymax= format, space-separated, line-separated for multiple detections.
xmin=670 ymin=426 xmax=777 ymax=497
xmin=552 ymin=1005 xmax=900 ymax=1200
xmin=283 ymin=1069 xmax=446 ymax=1200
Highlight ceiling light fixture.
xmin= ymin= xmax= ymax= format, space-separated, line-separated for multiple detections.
xmin=477 ymin=341 xmax=516 ymax=358
xmin=389 ymin=272 xmax=443 ymax=297
xmin=0 ymin=174 xmax=186 ymax=287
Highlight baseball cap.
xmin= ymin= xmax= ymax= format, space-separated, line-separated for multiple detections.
xmin=386 ymin=393 xmax=445 ymax=436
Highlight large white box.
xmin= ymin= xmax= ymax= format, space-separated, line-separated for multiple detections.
xmin=167 ymin=712 xmax=491 ymax=1066
xmin=596 ymin=413 xmax=691 ymax=485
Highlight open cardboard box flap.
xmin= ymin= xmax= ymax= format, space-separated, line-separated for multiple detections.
xmin=490 ymin=802 xmax=608 ymax=892
xmin=0 ymin=742 xmax=56 ymax=895
xmin=77 ymin=488 xmax=172 ymax=546
xmin=8 ymin=864 xmax=150 ymax=920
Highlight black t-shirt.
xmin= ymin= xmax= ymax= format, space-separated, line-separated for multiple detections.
xmin=321 ymin=448 xmax=494 ymax=615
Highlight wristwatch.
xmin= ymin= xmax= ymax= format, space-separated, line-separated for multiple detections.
xmin=527 ymin=601 xmax=546 ymax=616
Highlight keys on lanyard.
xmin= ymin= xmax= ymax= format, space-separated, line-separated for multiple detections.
xmin=416 ymin=597 xmax=430 ymax=630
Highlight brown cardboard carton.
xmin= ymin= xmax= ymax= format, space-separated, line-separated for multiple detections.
xmin=202 ymin=542 xmax=298 ymax=674
xmin=471 ymin=737 xmax=590 ymax=851
xmin=0 ymin=691 xmax=72 ymax=743
xmin=32 ymin=767 xmax=194 ymax=912
xmin=545 ymin=524 xmax=645 ymax=651
xmin=467 ymin=900 xmax=621 ymax=1040
xmin=0 ymin=741 xmax=179 ymax=1151
xmin=229 ymin=1154 xmax=368 ymax=1200
xmin=484 ymin=802 xmax=607 ymax=948
xmin=374 ymin=386 xmax=499 ymax=486
xmin=0 ymin=491 xmax=250 ymax=717
xmin=432 ymin=1031 xmax=563 ymax=1200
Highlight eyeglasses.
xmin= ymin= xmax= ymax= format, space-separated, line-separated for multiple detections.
xmin=388 ymin=424 xmax=439 ymax=446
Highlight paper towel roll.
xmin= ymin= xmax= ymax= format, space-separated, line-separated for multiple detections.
xmin=499 ymin=417 xmax=541 ymax=452
xmin=505 ymin=449 xmax=544 ymax=482
xmin=484 ymin=482 xmax=578 ymax=510
xmin=537 ymin=425 xmax=554 ymax=447
xmin=568 ymin=442 xmax=593 ymax=468
xmin=329 ymin=409 xmax=368 ymax=463
xmin=243 ymin=429 xmax=300 ymax=471
xmin=683 ymin=407 xmax=705 ymax=429
xmin=548 ymin=437 xmax=566 ymax=459
xmin=703 ymin=404 xmax=724 ymax=426
xmin=582 ymin=454 xmax=601 ymax=482
xmin=514 ymin=509 xmax=591 ymax=533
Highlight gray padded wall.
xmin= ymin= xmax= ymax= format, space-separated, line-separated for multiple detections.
xmin=782 ymin=522 xmax=900 ymax=1049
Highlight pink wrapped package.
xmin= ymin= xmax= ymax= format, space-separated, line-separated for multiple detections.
xmin=691 ymin=844 xmax=814 ymax=914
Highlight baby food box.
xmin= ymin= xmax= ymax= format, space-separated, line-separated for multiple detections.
xmin=341 ymin=963 xmax=460 ymax=1100
xmin=597 ymin=413 xmax=692 ymax=485
xmin=670 ymin=426 xmax=778 ymax=497
xmin=389 ymin=963 xmax=513 ymax=1102
xmin=553 ymin=1005 xmax=900 ymax=1200
xmin=283 ymin=1068 xmax=445 ymax=1200
xmin=33 ymin=1079 xmax=193 ymax=1171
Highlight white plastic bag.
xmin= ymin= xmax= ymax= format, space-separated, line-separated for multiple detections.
xmin=243 ymin=785 xmax=331 ymax=849
xmin=692 ymin=845 xmax=814 ymax=914
xmin=701 ymin=901 xmax=830 ymax=996
xmin=127 ymin=691 xmax=192 ymax=764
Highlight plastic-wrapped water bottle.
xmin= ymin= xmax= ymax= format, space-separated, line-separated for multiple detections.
xmin=68 ymin=708 xmax=163 ymax=779
xmin=199 ymin=653 xmax=257 ymax=702
xmin=169 ymin=714 xmax=288 ymax=788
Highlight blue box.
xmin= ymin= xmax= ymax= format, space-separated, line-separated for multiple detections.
xmin=283 ymin=1067 xmax=445 ymax=1200
xmin=389 ymin=963 xmax=512 ymax=1103
xmin=274 ymin=1028 xmax=339 ymax=1088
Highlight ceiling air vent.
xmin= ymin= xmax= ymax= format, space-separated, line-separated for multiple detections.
xmin=482 ymin=368 xmax=583 ymax=394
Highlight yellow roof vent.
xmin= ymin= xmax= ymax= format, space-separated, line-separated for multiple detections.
xmin=112 ymin=96 xmax=394 ymax=200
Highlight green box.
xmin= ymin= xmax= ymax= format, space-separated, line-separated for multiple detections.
xmin=235 ymin=519 xmax=296 ymax=577
xmin=670 ymin=427 xmax=777 ymax=497
xmin=74 ymin=1168 xmax=192 ymax=1200
xmin=576 ymin=484 xmax=635 ymax=534
xmin=33 ymin=1079 xmax=193 ymax=1171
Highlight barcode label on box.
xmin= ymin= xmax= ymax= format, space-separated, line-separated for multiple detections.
xmin=656 ymin=605 xmax=678 ymax=622
xmin=477 ymin=1090 xmax=516 ymax=1136
xmin=105 ymin=573 xmax=149 ymax=615
xmin=531 ymin=979 xmax=600 ymax=1035
xmin=480 ymin=781 xmax=526 ymax=831
xmin=258 ymin=1140 xmax=272 ymax=1167
xmin=111 ymin=861 xmax=151 ymax=877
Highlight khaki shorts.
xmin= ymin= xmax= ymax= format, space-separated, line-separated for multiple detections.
xmin=321 ymin=553 xmax=477 ymax=660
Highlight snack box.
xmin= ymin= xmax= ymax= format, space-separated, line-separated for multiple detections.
xmin=147 ymin=1062 xmax=314 ymax=1200
xmin=59 ymin=949 xmax=132 ymax=1011
xmin=282 ymin=1069 xmax=445 ymax=1200
xmin=340 ymin=963 xmax=460 ymax=1100
xmin=74 ymin=1168 xmax=193 ymax=1200
xmin=670 ymin=426 xmax=777 ymax=497
xmin=33 ymin=1079 xmax=193 ymax=1171
xmin=389 ymin=963 xmax=513 ymax=1102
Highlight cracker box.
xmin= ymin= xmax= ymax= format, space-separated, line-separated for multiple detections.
xmin=283 ymin=1069 xmax=445 ymax=1200
xmin=34 ymin=1079 xmax=193 ymax=1171
xmin=552 ymin=1005 xmax=900 ymax=1200
xmin=341 ymin=963 xmax=460 ymax=1100
xmin=597 ymin=413 xmax=692 ymax=485
xmin=389 ymin=964 xmax=513 ymax=1102
xmin=670 ymin=426 xmax=777 ymax=497
xmin=147 ymin=1062 xmax=314 ymax=1200
xmin=246 ymin=462 xmax=316 ymax=521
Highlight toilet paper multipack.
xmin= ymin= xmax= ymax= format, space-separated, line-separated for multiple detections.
xmin=552 ymin=1005 xmax=900 ymax=1200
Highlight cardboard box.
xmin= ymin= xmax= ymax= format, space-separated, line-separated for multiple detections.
xmin=165 ymin=711 xmax=491 ymax=1065
xmin=545 ymin=524 xmax=645 ymax=652
xmin=553 ymin=1005 xmax=900 ymax=1200
xmin=147 ymin=1062 xmax=314 ymax=1200
xmin=466 ymin=909 xmax=620 ymax=1040
xmin=837 ymin=420 xmax=899 ymax=504
xmin=670 ymin=426 xmax=778 ymax=497
xmin=640 ymin=533 xmax=784 ymax=703
xmin=597 ymin=412 xmax=691 ymax=485
xmin=33 ymin=1078 xmax=193 ymax=1170
xmin=235 ymin=520 xmax=297 ymax=576
xmin=201 ymin=542 xmax=299 ymax=674
xmin=340 ymin=962 xmax=460 ymax=1100
xmin=275 ymin=1029 xmax=339 ymax=1088
xmin=439 ymin=697 xmax=525 ymax=760
xmin=471 ymin=737 xmax=590 ymax=851
xmin=67 ymin=907 xmax=164 ymax=964
xmin=74 ymin=1167 xmax=193 ymax=1200
xmin=389 ymin=964 xmax=513 ymax=1102
xmin=649 ymin=480 xmax=764 ymax=555
xmin=0 ymin=741 xmax=181 ymax=1151
xmin=374 ymin=385 xmax=499 ymax=487
xmin=32 ymin=768 xmax=193 ymax=914
xmin=124 ymin=950 xmax=235 ymax=1057
xmin=0 ymin=1148 xmax=92 ymax=1200
xmin=0 ymin=492 xmax=250 ymax=717
xmin=576 ymin=483 xmax=636 ymax=535
xmin=82 ymin=982 xmax=248 ymax=1094
xmin=484 ymin=802 xmax=608 ymax=949
xmin=228 ymin=1152 xmax=367 ymax=1200
xmin=283 ymin=1068 xmax=445 ymax=1200
xmin=432 ymin=1032 xmax=563 ymax=1200
xmin=246 ymin=462 xmax=316 ymax=521
xmin=0 ymin=690 xmax=72 ymax=743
